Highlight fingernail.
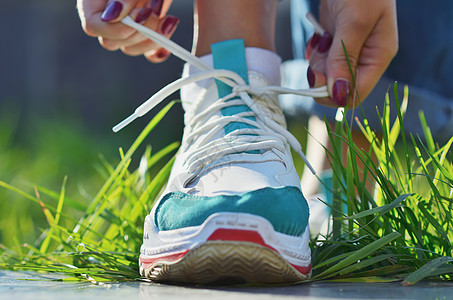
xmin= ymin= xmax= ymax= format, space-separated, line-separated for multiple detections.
xmin=317 ymin=32 xmax=333 ymax=53
xmin=310 ymin=33 xmax=321 ymax=48
xmin=135 ymin=7 xmax=152 ymax=23
xmin=151 ymin=0 xmax=163 ymax=17
xmin=156 ymin=49 xmax=170 ymax=59
xmin=332 ymin=79 xmax=351 ymax=106
xmin=307 ymin=67 xmax=315 ymax=87
xmin=101 ymin=1 xmax=123 ymax=22
xmin=161 ymin=16 xmax=179 ymax=35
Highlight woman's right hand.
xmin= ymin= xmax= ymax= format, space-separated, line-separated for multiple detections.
xmin=77 ymin=0 xmax=178 ymax=62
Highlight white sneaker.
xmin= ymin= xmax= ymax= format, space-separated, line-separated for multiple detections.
xmin=139 ymin=40 xmax=311 ymax=284
xmin=114 ymin=18 xmax=329 ymax=284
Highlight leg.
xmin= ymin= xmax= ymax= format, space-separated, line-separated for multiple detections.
xmin=300 ymin=115 xmax=330 ymax=196
xmin=194 ymin=0 xmax=278 ymax=56
xmin=301 ymin=115 xmax=376 ymax=196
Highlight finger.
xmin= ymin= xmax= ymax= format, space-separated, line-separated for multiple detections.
xmin=306 ymin=31 xmax=334 ymax=105
xmin=158 ymin=0 xmax=174 ymax=18
xmin=101 ymin=0 xmax=147 ymax=22
xmin=87 ymin=18 xmax=136 ymax=40
xmin=125 ymin=15 xmax=179 ymax=60
xmin=77 ymin=0 xmax=107 ymax=27
xmin=99 ymin=32 xmax=149 ymax=51
xmin=305 ymin=33 xmax=321 ymax=59
xmin=79 ymin=0 xmax=158 ymax=39
xmin=158 ymin=15 xmax=179 ymax=37
xmin=325 ymin=11 xmax=378 ymax=107
xmin=146 ymin=48 xmax=171 ymax=63
xmin=348 ymin=9 xmax=398 ymax=107
xmin=308 ymin=31 xmax=332 ymax=75
xmin=100 ymin=7 xmax=162 ymax=51
xmin=307 ymin=67 xmax=337 ymax=107
xmin=121 ymin=39 xmax=160 ymax=56
xmin=78 ymin=0 xmax=135 ymax=39
xmin=133 ymin=5 xmax=153 ymax=24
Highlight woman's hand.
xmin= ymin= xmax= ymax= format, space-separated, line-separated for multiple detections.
xmin=77 ymin=0 xmax=177 ymax=62
xmin=306 ymin=0 xmax=398 ymax=107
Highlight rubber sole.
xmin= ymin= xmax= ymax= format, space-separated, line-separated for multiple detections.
xmin=140 ymin=241 xmax=310 ymax=285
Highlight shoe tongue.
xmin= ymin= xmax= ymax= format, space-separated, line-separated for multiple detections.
xmin=212 ymin=39 xmax=257 ymax=135
xmin=212 ymin=39 xmax=250 ymax=94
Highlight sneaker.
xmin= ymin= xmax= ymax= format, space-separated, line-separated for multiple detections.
xmin=114 ymin=18 xmax=328 ymax=285
xmin=131 ymin=40 xmax=311 ymax=284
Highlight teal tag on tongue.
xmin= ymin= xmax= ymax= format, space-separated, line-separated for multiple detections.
xmin=211 ymin=39 xmax=257 ymax=135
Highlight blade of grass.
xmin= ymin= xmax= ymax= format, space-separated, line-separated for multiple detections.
xmin=338 ymin=254 xmax=396 ymax=276
xmin=35 ymin=185 xmax=88 ymax=212
xmin=83 ymin=101 xmax=175 ymax=217
xmin=314 ymin=231 xmax=401 ymax=279
xmin=418 ymin=111 xmax=435 ymax=154
xmin=402 ymin=256 xmax=453 ymax=286
xmin=342 ymin=194 xmax=412 ymax=220
xmin=394 ymin=83 xmax=413 ymax=185
xmin=39 ymin=177 xmax=67 ymax=253
xmin=417 ymin=202 xmax=451 ymax=245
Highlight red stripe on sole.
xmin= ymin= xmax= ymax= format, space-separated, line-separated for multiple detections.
xmin=207 ymin=228 xmax=312 ymax=275
xmin=140 ymin=250 xmax=189 ymax=269
xmin=292 ymin=262 xmax=312 ymax=275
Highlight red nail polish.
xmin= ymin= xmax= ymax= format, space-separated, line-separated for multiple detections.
xmin=135 ymin=8 xmax=152 ymax=23
xmin=317 ymin=32 xmax=333 ymax=53
xmin=332 ymin=79 xmax=351 ymax=106
xmin=101 ymin=1 xmax=123 ymax=22
xmin=310 ymin=33 xmax=321 ymax=48
xmin=307 ymin=67 xmax=315 ymax=87
xmin=156 ymin=49 xmax=170 ymax=59
xmin=161 ymin=16 xmax=179 ymax=35
xmin=151 ymin=0 xmax=163 ymax=17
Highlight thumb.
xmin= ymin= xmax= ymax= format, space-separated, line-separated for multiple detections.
xmin=101 ymin=0 xmax=149 ymax=22
xmin=326 ymin=18 xmax=374 ymax=107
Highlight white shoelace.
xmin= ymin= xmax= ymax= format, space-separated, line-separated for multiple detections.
xmin=114 ymin=16 xmax=330 ymax=175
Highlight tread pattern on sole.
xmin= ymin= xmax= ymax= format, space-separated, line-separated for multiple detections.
xmin=140 ymin=241 xmax=310 ymax=284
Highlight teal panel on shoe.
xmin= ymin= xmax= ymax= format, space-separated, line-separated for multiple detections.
xmin=154 ymin=186 xmax=309 ymax=237
xmin=211 ymin=39 xmax=257 ymax=135
xmin=212 ymin=39 xmax=249 ymax=96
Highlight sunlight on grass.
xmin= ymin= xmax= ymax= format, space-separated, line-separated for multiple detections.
xmin=312 ymin=82 xmax=453 ymax=285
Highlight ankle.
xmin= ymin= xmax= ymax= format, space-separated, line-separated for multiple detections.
xmin=193 ymin=0 xmax=278 ymax=56
xmin=184 ymin=47 xmax=282 ymax=86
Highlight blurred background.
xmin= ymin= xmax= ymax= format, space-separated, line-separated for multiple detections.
xmin=0 ymin=0 xmax=296 ymax=247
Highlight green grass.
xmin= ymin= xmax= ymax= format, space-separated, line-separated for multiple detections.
xmin=0 ymin=102 xmax=178 ymax=282
xmin=0 ymin=106 xmax=120 ymax=251
xmin=312 ymin=83 xmax=453 ymax=285
xmin=0 ymin=86 xmax=452 ymax=285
